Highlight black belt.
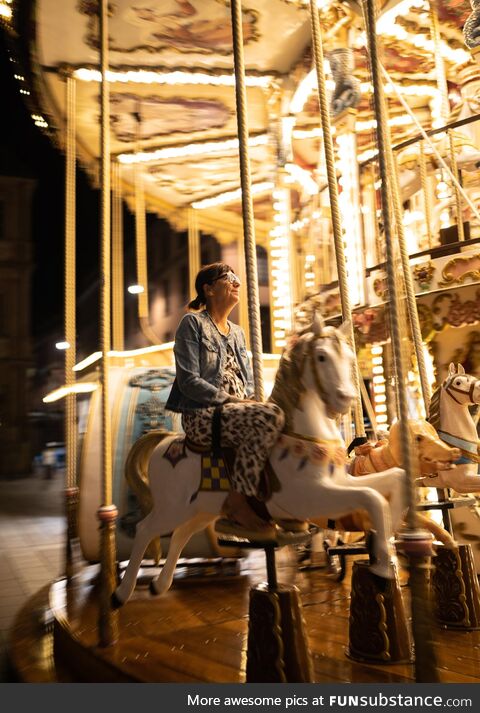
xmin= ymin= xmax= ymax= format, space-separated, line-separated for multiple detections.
xmin=211 ymin=404 xmax=223 ymax=458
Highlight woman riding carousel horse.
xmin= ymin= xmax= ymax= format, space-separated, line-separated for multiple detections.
xmin=165 ymin=262 xmax=285 ymax=540
xmin=114 ymin=307 xmax=401 ymax=606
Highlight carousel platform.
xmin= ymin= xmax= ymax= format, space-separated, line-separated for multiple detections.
xmin=7 ymin=547 xmax=480 ymax=683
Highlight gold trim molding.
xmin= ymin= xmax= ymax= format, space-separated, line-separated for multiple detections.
xmin=439 ymin=253 xmax=480 ymax=287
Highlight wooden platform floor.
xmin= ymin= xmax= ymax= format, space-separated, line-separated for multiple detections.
xmin=9 ymin=548 xmax=480 ymax=683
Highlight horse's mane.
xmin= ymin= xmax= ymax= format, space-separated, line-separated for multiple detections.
xmin=269 ymin=334 xmax=309 ymax=432
xmin=427 ymin=383 xmax=441 ymax=431
xmin=268 ymin=325 xmax=342 ymax=430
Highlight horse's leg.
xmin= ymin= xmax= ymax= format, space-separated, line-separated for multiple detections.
xmin=321 ymin=483 xmax=395 ymax=578
xmin=416 ymin=512 xmax=456 ymax=548
xmin=343 ymin=467 xmax=406 ymax=532
xmin=151 ymin=512 xmax=217 ymax=596
xmin=354 ymin=487 xmax=396 ymax=579
xmin=113 ymin=511 xmax=158 ymax=607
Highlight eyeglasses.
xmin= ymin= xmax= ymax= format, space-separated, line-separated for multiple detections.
xmin=210 ymin=271 xmax=241 ymax=285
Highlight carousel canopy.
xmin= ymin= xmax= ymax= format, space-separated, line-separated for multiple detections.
xmin=6 ymin=0 xmax=478 ymax=238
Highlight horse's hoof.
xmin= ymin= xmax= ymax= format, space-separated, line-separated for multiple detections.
xmin=149 ymin=580 xmax=159 ymax=596
xmin=111 ymin=591 xmax=124 ymax=609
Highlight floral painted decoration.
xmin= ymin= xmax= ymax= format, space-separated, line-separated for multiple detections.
xmin=413 ymin=261 xmax=435 ymax=291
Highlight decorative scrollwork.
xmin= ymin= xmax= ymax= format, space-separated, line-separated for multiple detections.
xmin=349 ymin=564 xmax=390 ymax=660
xmin=129 ymin=368 xmax=175 ymax=389
xmin=432 ymin=547 xmax=470 ymax=627
xmin=136 ymin=394 xmax=168 ymax=430
xmin=439 ymin=253 xmax=480 ymax=287
xmin=130 ymin=368 xmax=176 ymax=431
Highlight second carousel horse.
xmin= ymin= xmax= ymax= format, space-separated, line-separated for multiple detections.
xmin=349 ymin=420 xmax=460 ymax=547
xmin=417 ymin=363 xmax=480 ymax=493
xmin=114 ymin=315 xmax=406 ymax=606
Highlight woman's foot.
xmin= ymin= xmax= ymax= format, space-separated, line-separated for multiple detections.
xmin=218 ymin=491 xmax=277 ymax=540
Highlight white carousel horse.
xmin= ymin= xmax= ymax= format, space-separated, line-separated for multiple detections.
xmin=349 ymin=419 xmax=460 ymax=548
xmin=114 ymin=316 xmax=405 ymax=607
xmin=417 ymin=363 xmax=480 ymax=493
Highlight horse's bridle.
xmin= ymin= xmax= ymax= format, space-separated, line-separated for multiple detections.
xmin=443 ymin=374 xmax=480 ymax=405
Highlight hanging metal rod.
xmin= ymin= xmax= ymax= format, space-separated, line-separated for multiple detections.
xmin=360 ymin=112 xmax=480 ymax=165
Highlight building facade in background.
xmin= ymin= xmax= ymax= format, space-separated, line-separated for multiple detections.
xmin=0 ymin=173 xmax=34 ymax=476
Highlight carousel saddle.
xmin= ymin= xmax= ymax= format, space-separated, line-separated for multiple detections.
xmin=183 ymin=440 xmax=280 ymax=501
xmin=162 ymin=405 xmax=280 ymax=502
xmin=162 ymin=406 xmax=309 ymax=538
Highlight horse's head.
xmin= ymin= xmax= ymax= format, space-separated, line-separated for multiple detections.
xmin=271 ymin=314 xmax=357 ymax=424
xmin=442 ymin=362 xmax=480 ymax=406
xmin=307 ymin=315 xmax=358 ymax=416
xmin=388 ymin=419 xmax=460 ymax=474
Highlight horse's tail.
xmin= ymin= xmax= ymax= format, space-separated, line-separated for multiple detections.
xmin=125 ymin=429 xmax=176 ymax=564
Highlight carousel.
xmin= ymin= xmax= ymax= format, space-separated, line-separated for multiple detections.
xmin=3 ymin=0 xmax=480 ymax=683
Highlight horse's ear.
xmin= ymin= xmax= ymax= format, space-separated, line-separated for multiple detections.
xmin=448 ymin=362 xmax=456 ymax=376
xmin=457 ymin=363 xmax=466 ymax=375
xmin=338 ymin=320 xmax=351 ymax=340
xmin=312 ymin=312 xmax=324 ymax=336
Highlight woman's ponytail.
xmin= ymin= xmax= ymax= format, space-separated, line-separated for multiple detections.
xmin=187 ymin=295 xmax=204 ymax=311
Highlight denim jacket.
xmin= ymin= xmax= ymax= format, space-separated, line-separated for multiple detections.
xmin=165 ymin=310 xmax=254 ymax=412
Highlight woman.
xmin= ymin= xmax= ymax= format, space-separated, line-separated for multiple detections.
xmin=165 ymin=262 xmax=284 ymax=539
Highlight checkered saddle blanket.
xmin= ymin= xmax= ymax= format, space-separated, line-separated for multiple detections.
xmin=162 ymin=436 xmax=280 ymax=502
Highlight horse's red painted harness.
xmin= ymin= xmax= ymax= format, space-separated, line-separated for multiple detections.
xmin=443 ymin=374 xmax=480 ymax=406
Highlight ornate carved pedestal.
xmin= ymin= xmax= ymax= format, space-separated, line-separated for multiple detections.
xmin=246 ymin=583 xmax=314 ymax=682
xmin=347 ymin=560 xmax=412 ymax=664
xmin=432 ymin=544 xmax=480 ymax=630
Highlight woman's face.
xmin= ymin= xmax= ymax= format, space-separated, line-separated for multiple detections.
xmin=206 ymin=271 xmax=241 ymax=310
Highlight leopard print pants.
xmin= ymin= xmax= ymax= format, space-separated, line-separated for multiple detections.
xmin=182 ymin=402 xmax=285 ymax=496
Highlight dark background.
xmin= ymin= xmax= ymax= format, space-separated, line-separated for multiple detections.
xmin=0 ymin=29 xmax=101 ymax=350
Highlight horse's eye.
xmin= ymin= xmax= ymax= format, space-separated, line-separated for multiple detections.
xmin=416 ymin=435 xmax=423 ymax=442
xmin=455 ymin=380 xmax=461 ymax=386
xmin=317 ymin=354 xmax=325 ymax=362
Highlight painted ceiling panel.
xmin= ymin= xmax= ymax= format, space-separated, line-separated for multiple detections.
xmin=30 ymin=0 xmax=479 ymax=217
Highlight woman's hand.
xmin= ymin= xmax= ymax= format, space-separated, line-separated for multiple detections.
xmin=224 ymin=395 xmax=244 ymax=404
xmin=225 ymin=396 xmax=257 ymax=404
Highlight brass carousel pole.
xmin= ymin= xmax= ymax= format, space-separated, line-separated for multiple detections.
xmin=229 ymin=1 xmax=314 ymax=683
xmin=308 ymin=0 xmax=365 ymax=438
xmin=134 ymin=110 xmax=161 ymax=345
xmin=64 ymin=72 xmax=79 ymax=580
xmin=363 ymin=0 xmax=439 ymax=682
xmin=381 ymin=64 xmax=480 ymax=225
xmin=97 ymin=0 xmax=119 ymax=646
xmin=112 ymin=159 xmax=124 ymax=351
xmin=419 ymin=141 xmax=434 ymax=250
xmin=187 ymin=206 xmax=201 ymax=302
xmin=230 ymin=0 xmax=264 ymax=401
xmin=236 ymin=233 xmax=250 ymax=343
xmin=389 ymin=149 xmax=432 ymax=409
xmin=430 ymin=0 xmax=465 ymax=242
